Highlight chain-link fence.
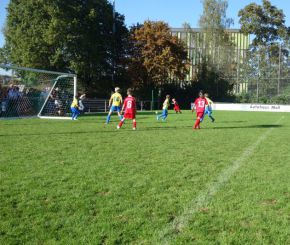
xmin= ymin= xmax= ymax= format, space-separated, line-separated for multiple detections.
xmin=173 ymin=28 xmax=290 ymax=104
xmin=238 ymin=44 xmax=290 ymax=104
xmin=190 ymin=45 xmax=289 ymax=103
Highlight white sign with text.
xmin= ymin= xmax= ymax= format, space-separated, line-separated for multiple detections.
xmin=213 ymin=103 xmax=290 ymax=113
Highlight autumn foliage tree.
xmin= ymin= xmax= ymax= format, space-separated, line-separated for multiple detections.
xmin=128 ymin=21 xmax=189 ymax=89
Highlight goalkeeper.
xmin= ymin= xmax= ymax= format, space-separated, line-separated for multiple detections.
xmin=71 ymin=96 xmax=80 ymax=120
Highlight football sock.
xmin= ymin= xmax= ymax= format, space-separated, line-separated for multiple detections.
xmin=106 ymin=115 xmax=111 ymax=124
xmin=194 ymin=118 xmax=200 ymax=128
xmin=118 ymin=120 xmax=124 ymax=128
xmin=133 ymin=121 xmax=137 ymax=128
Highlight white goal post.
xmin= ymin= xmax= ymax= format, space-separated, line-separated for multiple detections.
xmin=0 ymin=64 xmax=77 ymax=119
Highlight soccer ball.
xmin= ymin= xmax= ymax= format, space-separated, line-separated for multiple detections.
xmin=155 ymin=111 xmax=158 ymax=114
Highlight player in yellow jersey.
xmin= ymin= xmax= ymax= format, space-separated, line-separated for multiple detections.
xmin=71 ymin=93 xmax=86 ymax=120
xmin=200 ymin=93 xmax=215 ymax=123
xmin=106 ymin=87 xmax=123 ymax=124
xmin=71 ymin=96 xmax=80 ymax=120
xmin=157 ymin=95 xmax=170 ymax=121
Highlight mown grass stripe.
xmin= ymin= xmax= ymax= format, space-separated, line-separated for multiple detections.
xmin=157 ymin=116 xmax=284 ymax=244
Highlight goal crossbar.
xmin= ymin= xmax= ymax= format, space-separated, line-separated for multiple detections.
xmin=0 ymin=64 xmax=76 ymax=77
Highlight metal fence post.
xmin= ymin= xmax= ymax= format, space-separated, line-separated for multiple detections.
xmin=151 ymin=90 xmax=154 ymax=111
xmin=278 ymin=43 xmax=281 ymax=95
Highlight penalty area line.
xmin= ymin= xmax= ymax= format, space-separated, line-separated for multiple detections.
xmin=155 ymin=116 xmax=284 ymax=245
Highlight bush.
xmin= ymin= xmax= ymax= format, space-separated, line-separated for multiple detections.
xmin=235 ymin=93 xmax=290 ymax=105
xmin=269 ymin=94 xmax=290 ymax=104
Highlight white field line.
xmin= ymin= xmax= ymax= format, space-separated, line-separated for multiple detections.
xmin=156 ymin=116 xmax=284 ymax=245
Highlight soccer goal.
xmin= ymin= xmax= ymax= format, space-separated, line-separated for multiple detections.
xmin=0 ymin=64 xmax=77 ymax=119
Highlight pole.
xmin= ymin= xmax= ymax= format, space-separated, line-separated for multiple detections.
xmin=237 ymin=49 xmax=240 ymax=93
xmin=257 ymin=55 xmax=260 ymax=102
xmin=112 ymin=0 xmax=116 ymax=86
xmin=73 ymin=76 xmax=77 ymax=98
xmin=151 ymin=90 xmax=154 ymax=111
xmin=278 ymin=43 xmax=281 ymax=95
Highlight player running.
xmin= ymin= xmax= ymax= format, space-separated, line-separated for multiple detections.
xmin=157 ymin=95 xmax=170 ymax=121
xmin=172 ymin=98 xmax=182 ymax=114
xmin=193 ymin=90 xmax=208 ymax=129
xmin=106 ymin=87 xmax=123 ymax=124
xmin=117 ymin=88 xmax=137 ymax=130
xmin=200 ymin=93 xmax=215 ymax=123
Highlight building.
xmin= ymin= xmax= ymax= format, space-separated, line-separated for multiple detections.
xmin=171 ymin=28 xmax=250 ymax=93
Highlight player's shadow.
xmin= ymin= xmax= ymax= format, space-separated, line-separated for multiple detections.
xmin=0 ymin=124 xmax=283 ymax=137
xmin=209 ymin=124 xmax=283 ymax=130
xmin=144 ymin=125 xmax=193 ymax=130
xmin=0 ymin=130 xmax=120 ymax=137
xmin=217 ymin=120 xmax=247 ymax=123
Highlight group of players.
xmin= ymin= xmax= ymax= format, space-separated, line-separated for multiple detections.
xmin=105 ymin=87 xmax=137 ymax=130
xmin=71 ymin=87 xmax=215 ymax=130
xmin=155 ymin=90 xmax=215 ymax=129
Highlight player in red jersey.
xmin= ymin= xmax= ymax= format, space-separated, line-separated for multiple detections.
xmin=172 ymin=98 xmax=182 ymax=114
xmin=117 ymin=88 xmax=137 ymax=130
xmin=193 ymin=90 xmax=208 ymax=129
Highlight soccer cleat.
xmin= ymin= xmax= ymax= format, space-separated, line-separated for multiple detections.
xmin=117 ymin=125 xmax=120 ymax=129
xmin=133 ymin=127 xmax=136 ymax=130
xmin=212 ymin=118 xmax=215 ymax=123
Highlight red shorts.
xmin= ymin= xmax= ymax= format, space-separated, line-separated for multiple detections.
xmin=124 ymin=112 xmax=136 ymax=119
xmin=196 ymin=112 xmax=204 ymax=118
xmin=174 ymin=106 xmax=180 ymax=111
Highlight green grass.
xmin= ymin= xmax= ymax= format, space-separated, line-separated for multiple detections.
xmin=1 ymin=111 xmax=290 ymax=244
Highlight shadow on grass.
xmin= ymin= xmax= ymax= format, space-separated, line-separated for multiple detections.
xmin=0 ymin=130 xmax=118 ymax=137
xmin=216 ymin=120 xmax=247 ymax=123
xmin=207 ymin=124 xmax=283 ymax=130
xmin=0 ymin=124 xmax=283 ymax=137
xmin=137 ymin=124 xmax=283 ymax=131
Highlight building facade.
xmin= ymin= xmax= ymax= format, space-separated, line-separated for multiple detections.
xmin=171 ymin=28 xmax=250 ymax=93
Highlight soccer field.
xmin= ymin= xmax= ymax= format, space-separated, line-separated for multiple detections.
xmin=1 ymin=111 xmax=290 ymax=244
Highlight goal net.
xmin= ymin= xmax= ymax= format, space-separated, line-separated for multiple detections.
xmin=0 ymin=65 xmax=77 ymax=119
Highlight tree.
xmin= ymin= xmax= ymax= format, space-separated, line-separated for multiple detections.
xmin=128 ymin=21 xmax=189 ymax=89
xmin=3 ymin=0 xmax=128 ymax=96
xmin=196 ymin=0 xmax=235 ymax=98
xmin=239 ymin=0 xmax=288 ymax=47
xmin=239 ymin=0 xmax=289 ymax=100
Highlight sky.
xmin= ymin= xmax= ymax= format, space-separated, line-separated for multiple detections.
xmin=0 ymin=0 xmax=289 ymax=48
